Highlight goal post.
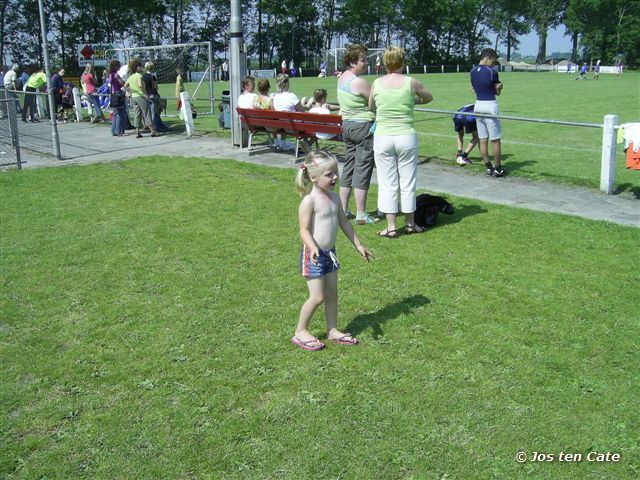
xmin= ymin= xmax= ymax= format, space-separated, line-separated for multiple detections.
xmin=105 ymin=42 xmax=215 ymax=114
xmin=323 ymin=47 xmax=386 ymax=75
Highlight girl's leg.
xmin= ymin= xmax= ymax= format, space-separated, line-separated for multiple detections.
xmin=324 ymin=272 xmax=357 ymax=343
xmin=296 ymin=277 xmax=324 ymax=342
xmin=323 ymin=272 xmax=340 ymax=337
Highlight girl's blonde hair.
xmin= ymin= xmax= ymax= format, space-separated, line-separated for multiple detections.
xmin=276 ymin=73 xmax=289 ymax=92
xmin=383 ymin=46 xmax=405 ymax=72
xmin=295 ymin=151 xmax=338 ymax=197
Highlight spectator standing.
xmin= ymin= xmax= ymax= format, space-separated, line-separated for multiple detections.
xmin=175 ymin=68 xmax=185 ymax=110
xmin=470 ymin=47 xmax=505 ymax=177
xmin=289 ymin=59 xmax=296 ymax=77
xmin=81 ymin=63 xmax=107 ymax=123
xmin=124 ymin=58 xmax=158 ymax=138
xmin=3 ymin=64 xmax=22 ymax=113
xmin=594 ymin=60 xmax=601 ymax=80
xmin=375 ymin=55 xmax=381 ymax=75
xmin=107 ymin=60 xmax=126 ymax=136
xmin=222 ymin=60 xmax=229 ymax=81
xmin=337 ymin=44 xmax=377 ymax=225
xmin=51 ymin=68 xmax=65 ymax=120
xmin=22 ymin=65 xmax=47 ymax=122
xmin=281 ymin=59 xmax=287 ymax=75
xmin=369 ymin=46 xmax=433 ymax=238
xmin=143 ymin=62 xmax=168 ymax=132
xmin=20 ymin=69 xmax=29 ymax=91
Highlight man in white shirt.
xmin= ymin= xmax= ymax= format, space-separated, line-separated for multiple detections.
xmin=3 ymin=64 xmax=22 ymax=113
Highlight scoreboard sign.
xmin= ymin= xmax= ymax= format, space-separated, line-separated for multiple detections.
xmin=77 ymin=43 xmax=113 ymax=67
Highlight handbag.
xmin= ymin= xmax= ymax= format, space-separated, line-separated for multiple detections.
xmin=110 ymin=90 xmax=124 ymax=108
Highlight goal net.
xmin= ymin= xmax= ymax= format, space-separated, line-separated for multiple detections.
xmin=105 ymin=42 xmax=214 ymax=114
xmin=323 ymin=47 xmax=386 ymax=75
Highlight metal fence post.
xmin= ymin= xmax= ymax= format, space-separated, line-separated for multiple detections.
xmin=600 ymin=114 xmax=618 ymax=194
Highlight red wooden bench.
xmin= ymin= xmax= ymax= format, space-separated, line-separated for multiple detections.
xmin=237 ymin=107 xmax=342 ymax=158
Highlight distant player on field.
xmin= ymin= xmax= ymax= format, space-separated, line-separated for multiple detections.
xmin=576 ymin=63 xmax=588 ymax=80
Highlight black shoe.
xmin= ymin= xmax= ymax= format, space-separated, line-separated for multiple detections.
xmin=493 ymin=167 xmax=506 ymax=177
xmin=486 ymin=167 xmax=495 ymax=177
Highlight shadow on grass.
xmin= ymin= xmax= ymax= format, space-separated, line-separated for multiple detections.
xmin=613 ymin=183 xmax=640 ymax=199
xmin=418 ymin=153 xmax=517 ymax=166
xmin=433 ymin=204 xmax=488 ymax=228
xmin=344 ymin=294 xmax=430 ymax=339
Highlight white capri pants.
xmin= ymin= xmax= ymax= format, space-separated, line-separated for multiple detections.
xmin=373 ymin=134 xmax=419 ymax=214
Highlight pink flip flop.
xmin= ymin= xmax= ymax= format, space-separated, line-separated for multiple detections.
xmin=328 ymin=333 xmax=359 ymax=346
xmin=291 ymin=336 xmax=325 ymax=351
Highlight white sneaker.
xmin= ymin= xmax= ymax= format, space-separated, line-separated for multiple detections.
xmin=456 ymin=155 xmax=472 ymax=165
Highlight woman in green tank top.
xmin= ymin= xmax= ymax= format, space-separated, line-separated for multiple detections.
xmin=369 ymin=46 xmax=433 ymax=238
xmin=336 ymin=44 xmax=378 ymax=225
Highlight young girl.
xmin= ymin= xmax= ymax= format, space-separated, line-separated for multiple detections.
xmin=293 ymin=151 xmax=373 ymax=351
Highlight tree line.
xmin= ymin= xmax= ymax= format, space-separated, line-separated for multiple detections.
xmin=1 ymin=0 xmax=638 ymax=73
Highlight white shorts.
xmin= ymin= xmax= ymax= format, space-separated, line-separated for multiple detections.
xmin=474 ymin=100 xmax=501 ymax=140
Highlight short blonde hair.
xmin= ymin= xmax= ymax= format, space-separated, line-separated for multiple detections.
xmin=343 ymin=44 xmax=368 ymax=69
xmin=145 ymin=61 xmax=154 ymax=71
xmin=383 ymin=46 xmax=405 ymax=72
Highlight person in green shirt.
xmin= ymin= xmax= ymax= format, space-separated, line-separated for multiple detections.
xmin=369 ymin=46 xmax=433 ymax=238
xmin=124 ymin=58 xmax=158 ymax=138
xmin=22 ymin=65 xmax=46 ymax=122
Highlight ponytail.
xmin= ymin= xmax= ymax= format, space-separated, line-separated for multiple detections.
xmin=294 ymin=150 xmax=338 ymax=197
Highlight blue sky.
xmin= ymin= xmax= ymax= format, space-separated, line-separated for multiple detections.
xmin=490 ymin=25 xmax=573 ymax=56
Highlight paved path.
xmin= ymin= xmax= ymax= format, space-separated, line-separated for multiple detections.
xmin=10 ymin=122 xmax=640 ymax=227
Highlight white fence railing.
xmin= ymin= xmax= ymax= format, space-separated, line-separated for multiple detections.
xmin=416 ymin=107 xmax=621 ymax=194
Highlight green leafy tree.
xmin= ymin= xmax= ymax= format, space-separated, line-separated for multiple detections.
xmin=488 ymin=0 xmax=530 ymax=61
xmin=529 ymin=0 xmax=566 ymax=63
xmin=565 ymin=0 xmax=640 ymax=66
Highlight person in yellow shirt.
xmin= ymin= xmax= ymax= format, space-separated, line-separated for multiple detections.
xmin=22 ymin=65 xmax=46 ymax=122
xmin=124 ymin=58 xmax=158 ymax=138
xmin=175 ymin=68 xmax=184 ymax=110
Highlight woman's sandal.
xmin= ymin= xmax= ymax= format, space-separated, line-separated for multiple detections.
xmin=405 ymin=224 xmax=425 ymax=235
xmin=378 ymin=229 xmax=398 ymax=239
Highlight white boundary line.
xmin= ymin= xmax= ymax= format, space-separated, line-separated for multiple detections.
xmin=416 ymin=131 xmax=600 ymax=153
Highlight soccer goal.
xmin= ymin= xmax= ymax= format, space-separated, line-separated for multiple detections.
xmin=105 ymin=42 xmax=215 ymax=114
xmin=323 ymin=47 xmax=386 ymax=75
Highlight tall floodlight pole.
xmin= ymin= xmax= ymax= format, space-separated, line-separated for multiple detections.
xmin=229 ymin=0 xmax=247 ymax=147
xmin=38 ymin=0 xmax=61 ymax=160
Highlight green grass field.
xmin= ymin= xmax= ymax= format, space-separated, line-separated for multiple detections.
xmin=167 ymin=71 xmax=639 ymax=193
xmin=1 ymin=158 xmax=638 ymax=479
